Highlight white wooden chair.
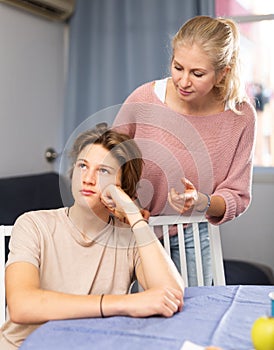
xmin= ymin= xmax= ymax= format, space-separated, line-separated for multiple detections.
xmin=149 ymin=215 xmax=226 ymax=287
xmin=0 ymin=225 xmax=13 ymax=326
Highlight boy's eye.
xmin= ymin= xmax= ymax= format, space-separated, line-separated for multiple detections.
xmin=77 ymin=162 xmax=87 ymax=170
xmin=99 ymin=168 xmax=110 ymax=175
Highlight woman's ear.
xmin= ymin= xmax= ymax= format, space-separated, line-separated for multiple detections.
xmin=216 ymin=66 xmax=231 ymax=84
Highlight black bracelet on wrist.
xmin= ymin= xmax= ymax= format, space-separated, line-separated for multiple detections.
xmin=100 ymin=294 xmax=105 ymax=318
xmin=131 ymin=218 xmax=148 ymax=231
xmin=196 ymin=193 xmax=211 ymax=213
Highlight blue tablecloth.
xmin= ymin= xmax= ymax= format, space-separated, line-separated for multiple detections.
xmin=20 ymin=285 xmax=274 ymax=350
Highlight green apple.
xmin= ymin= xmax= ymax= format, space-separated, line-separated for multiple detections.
xmin=251 ymin=316 xmax=274 ymax=350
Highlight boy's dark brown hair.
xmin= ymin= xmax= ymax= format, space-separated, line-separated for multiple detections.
xmin=69 ymin=123 xmax=143 ymax=198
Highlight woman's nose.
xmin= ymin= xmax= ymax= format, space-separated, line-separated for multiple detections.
xmin=180 ymin=73 xmax=191 ymax=88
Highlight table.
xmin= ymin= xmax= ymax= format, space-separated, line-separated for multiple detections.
xmin=20 ymin=285 xmax=274 ymax=350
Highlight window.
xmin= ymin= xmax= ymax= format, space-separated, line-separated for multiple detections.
xmin=216 ymin=0 xmax=274 ymax=168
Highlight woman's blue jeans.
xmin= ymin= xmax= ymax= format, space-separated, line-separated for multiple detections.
xmin=165 ymin=222 xmax=212 ymax=286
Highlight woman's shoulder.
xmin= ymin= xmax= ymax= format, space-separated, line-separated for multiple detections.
xmin=132 ymin=80 xmax=155 ymax=92
xmin=125 ymin=80 xmax=159 ymax=103
xmin=235 ymin=100 xmax=257 ymax=124
xmin=238 ymin=100 xmax=256 ymax=113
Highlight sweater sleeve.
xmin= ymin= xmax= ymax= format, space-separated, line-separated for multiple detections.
xmin=207 ymin=103 xmax=257 ymax=225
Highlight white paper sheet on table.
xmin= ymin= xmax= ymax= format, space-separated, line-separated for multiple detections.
xmin=180 ymin=340 xmax=205 ymax=350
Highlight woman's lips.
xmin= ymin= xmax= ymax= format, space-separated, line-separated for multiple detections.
xmin=178 ymin=88 xmax=192 ymax=96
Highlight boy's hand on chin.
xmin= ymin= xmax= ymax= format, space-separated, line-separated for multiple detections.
xmin=100 ymin=185 xmax=150 ymax=224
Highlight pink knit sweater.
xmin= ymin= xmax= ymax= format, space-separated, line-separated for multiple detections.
xmin=113 ymin=81 xmax=256 ymax=225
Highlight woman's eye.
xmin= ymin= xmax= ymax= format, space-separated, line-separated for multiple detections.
xmin=174 ymin=65 xmax=182 ymax=71
xmin=193 ymin=72 xmax=204 ymax=78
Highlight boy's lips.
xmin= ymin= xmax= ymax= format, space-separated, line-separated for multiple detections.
xmin=81 ymin=189 xmax=96 ymax=196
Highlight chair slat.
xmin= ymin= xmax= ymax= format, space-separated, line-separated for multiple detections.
xmin=0 ymin=226 xmax=6 ymax=326
xmin=208 ymin=224 xmax=226 ymax=285
xmin=149 ymin=215 xmax=225 ymax=287
xmin=162 ymin=224 xmax=171 ymax=256
xmin=177 ymin=223 xmax=188 ymax=287
xmin=192 ymin=223 xmax=204 ymax=286
xmin=0 ymin=225 xmax=13 ymax=326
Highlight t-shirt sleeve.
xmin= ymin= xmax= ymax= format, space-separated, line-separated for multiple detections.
xmin=6 ymin=213 xmax=41 ymax=269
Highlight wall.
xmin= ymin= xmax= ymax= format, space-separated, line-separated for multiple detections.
xmin=221 ymin=173 xmax=274 ymax=273
xmin=0 ymin=3 xmax=67 ymax=178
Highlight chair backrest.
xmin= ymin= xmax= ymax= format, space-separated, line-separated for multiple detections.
xmin=0 ymin=225 xmax=13 ymax=326
xmin=149 ymin=215 xmax=226 ymax=287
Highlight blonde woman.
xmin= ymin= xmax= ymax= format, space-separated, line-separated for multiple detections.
xmin=113 ymin=15 xmax=256 ymax=286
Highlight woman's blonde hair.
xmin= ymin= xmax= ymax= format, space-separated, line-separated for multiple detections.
xmin=172 ymin=16 xmax=248 ymax=113
xmin=69 ymin=123 xmax=143 ymax=198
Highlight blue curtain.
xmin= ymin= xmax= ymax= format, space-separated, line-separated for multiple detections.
xmin=63 ymin=0 xmax=215 ymax=142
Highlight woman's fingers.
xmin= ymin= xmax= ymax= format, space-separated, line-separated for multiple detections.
xmin=168 ymin=177 xmax=198 ymax=214
xmin=168 ymin=190 xmax=194 ymax=213
xmin=180 ymin=177 xmax=195 ymax=190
